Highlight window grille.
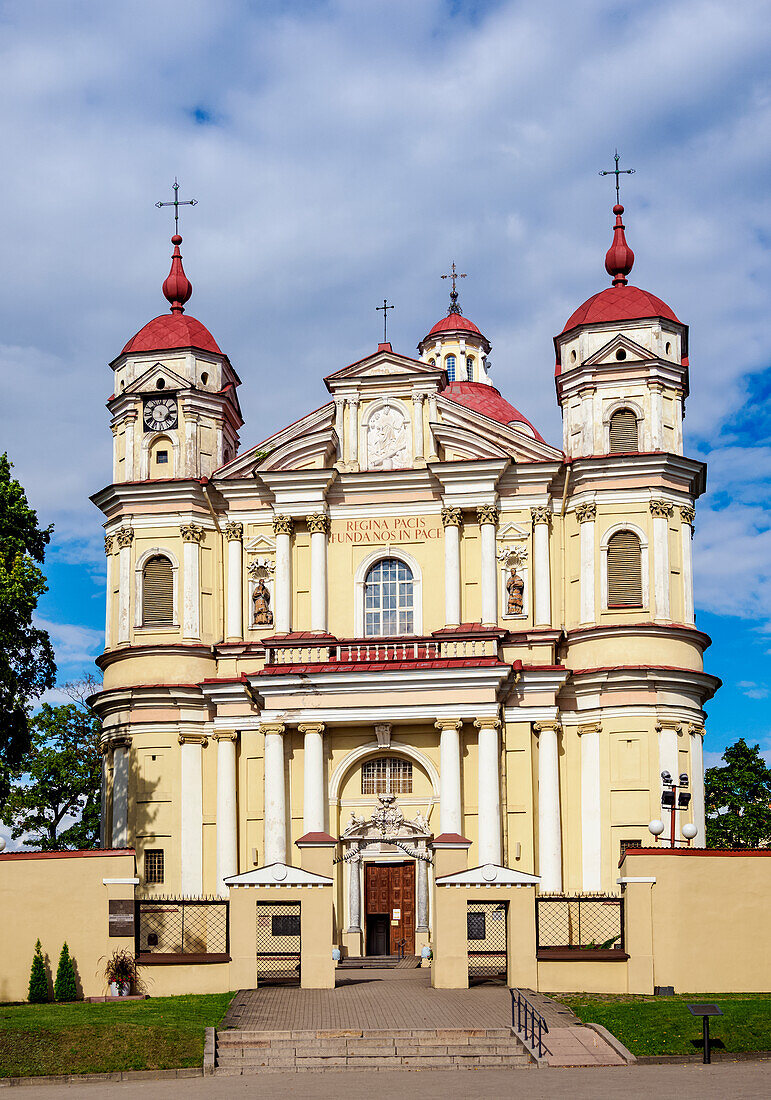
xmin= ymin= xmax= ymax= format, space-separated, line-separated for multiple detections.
xmin=607 ymin=530 xmax=643 ymax=608
xmin=142 ymin=555 xmax=174 ymax=624
xmin=620 ymin=839 xmax=642 ymax=859
xmin=362 ymin=756 xmax=413 ymax=795
xmin=144 ymin=849 xmax=165 ymax=884
xmin=466 ymin=356 xmax=474 ymax=377
xmin=364 ymin=558 xmax=414 ymax=636
xmin=609 ymin=409 xmax=639 ymax=453
xmin=155 ymin=450 xmax=169 ymax=465
xmin=445 ymin=354 xmax=456 ymax=382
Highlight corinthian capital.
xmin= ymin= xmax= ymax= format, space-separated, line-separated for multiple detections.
xmin=104 ymin=535 xmax=115 ymax=556
xmin=441 ymin=507 xmax=463 ymax=529
xmin=115 ymin=526 xmax=134 ymax=549
xmin=575 ymin=502 xmax=596 ymax=524
xmin=650 ymin=500 xmax=674 ymax=519
xmin=306 ymin=512 xmax=329 ymax=535
xmin=273 ymin=514 xmax=293 ymax=537
xmin=476 ymin=505 xmax=500 ymax=526
xmin=224 ymin=521 xmax=244 ymax=542
xmin=680 ymin=505 xmax=695 ymax=526
xmin=180 ymin=522 xmax=205 ymax=543
xmin=531 ymin=505 xmax=551 ymax=526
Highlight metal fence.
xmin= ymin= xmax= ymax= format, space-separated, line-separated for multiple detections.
xmin=536 ymin=896 xmax=624 ymax=952
xmin=256 ymin=901 xmax=301 ymax=985
xmin=467 ymin=900 xmax=508 ymax=984
xmin=135 ymin=898 xmax=229 ymax=958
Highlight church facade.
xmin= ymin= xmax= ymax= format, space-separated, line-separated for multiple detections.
xmin=92 ymin=205 xmax=718 ymax=960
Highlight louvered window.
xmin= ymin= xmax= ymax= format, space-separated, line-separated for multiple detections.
xmin=607 ymin=531 xmax=643 ymax=608
xmin=142 ymin=555 xmax=174 ymax=624
xmin=609 ymin=409 xmax=639 ymax=453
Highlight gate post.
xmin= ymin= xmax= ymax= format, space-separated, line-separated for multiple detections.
xmin=296 ymin=832 xmax=336 ymax=989
xmin=431 ymin=833 xmax=471 ymax=989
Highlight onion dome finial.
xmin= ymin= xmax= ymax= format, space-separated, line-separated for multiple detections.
xmin=162 ymin=235 xmax=193 ymax=314
xmin=604 ymin=204 xmax=635 ymax=287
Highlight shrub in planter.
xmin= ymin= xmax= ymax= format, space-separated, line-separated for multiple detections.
xmin=28 ymin=939 xmax=49 ymax=1003
xmin=101 ymin=947 xmax=145 ymax=997
xmin=54 ymin=942 xmax=78 ymax=1002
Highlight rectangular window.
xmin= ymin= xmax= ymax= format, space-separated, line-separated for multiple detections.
xmin=156 ymin=450 xmax=169 ymax=464
xmin=467 ymin=911 xmax=486 ymax=940
xmin=144 ymin=848 xmax=165 ymax=884
xmin=272 ymin=914 xmax=301 ymax=937
xmin=361 ymin=756 xmax=413 ymax=795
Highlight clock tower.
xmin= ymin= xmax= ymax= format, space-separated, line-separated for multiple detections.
xmin=106 ymin=232 xmax=242 ymax=483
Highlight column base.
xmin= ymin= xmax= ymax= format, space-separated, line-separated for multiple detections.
xmin=415 ymin=929 xmax=430 ymax=962
xmin=342 ymin=929 xmax=363 ymax=958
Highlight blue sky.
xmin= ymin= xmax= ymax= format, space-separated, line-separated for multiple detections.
xmin=1 ymin=0 xmax=770 ymax=773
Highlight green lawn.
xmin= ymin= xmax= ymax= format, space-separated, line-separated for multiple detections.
xmin=0 ymin=992 xmax=234 ymax=1078
xmin=555 ymin=992 xmax=771 ymax=1057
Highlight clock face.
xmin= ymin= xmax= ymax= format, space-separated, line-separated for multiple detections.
xmin=143 ymin=396 xmax=178 ymax=432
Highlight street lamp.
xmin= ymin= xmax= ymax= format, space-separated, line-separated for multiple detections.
xmin=652 ymin=771 xmax=693 ymax=847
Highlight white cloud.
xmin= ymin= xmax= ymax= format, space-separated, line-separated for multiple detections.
xmin=35 ymin=618 xmax=103 ymax=671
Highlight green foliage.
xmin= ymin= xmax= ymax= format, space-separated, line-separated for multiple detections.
xmin=2 ymin=683 xmax=102 ymax=850
xmin=53 ymin=943 xmax=78 ymax=1002
xmin=705 ymin=738 xmax=771 ymax=849
xmin=27 ymin=940 xmax=48 ymax=1004
xmin=0 ymin=454 xmax=56 ymax=798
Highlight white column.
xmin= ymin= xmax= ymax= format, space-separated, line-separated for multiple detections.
xmin=181 ymin=524 xmax=203 ymax=639
xmin=478 ymin=506 xmax=499 ymax=627
xmin=532 ymin=507 xmax=552 ymax=626
xmin=657 ymin=721 xmax=680 ymax=845
xmin=441 ymin=508 xmax=462 ymax=627
xmin=579 ymin=723 xmax=602 ymax=892
xmin=111 ymin=424 xmax=119 ymax=482
xmin=690 ymin=725 xmax=706 ymax=847
xmin=225 ymin=522 xmax=244 ymax=640
xmin=412 ymin=394 xmax=425 ymax=463
xmin=348 ymin=399 xmax=359 ymax=467
xmin=214 ymin=733 xmax=238 ymax=895
xmin=124 ymin=413 xmax=136 ymax=480
xmin=104 ymin=536 xmax=114 ymax=649
xmin=416 ymin=854 xmax=429 ymax=931
xmin=427 ymin=394 xmax=439 ymax=461
xmin=111 ymin=737 xmax=131 ymax=848
xmin=273 ymin=515 xmax=293 ymax=633
xmin=577 ymin=503 xmax=596 ymax=624
xmin=347 ymin=853 xmax=362 ymax=932
xmin=100 ymin=748 xmax=109 ymax=848
xmin=179 ymin=734 xmax=205 ymax=895
xmin=581 ymin=387 xmax=595 ymax=456
xmin=680 ymin=505 xmax=695 ymax=625
xmin=334 ymin=399 xmax=345 ymax=461
xmin=436 ymin=718 xmax=463 ymax=835
xmin=535 ymin=721 xmax=562 ymax=892
xmin=651 ymin=500 xmax=673 ymax=620
xmin=299 ymin=723 xmax=325 ymax=834
xmin=475 ymin=718 xmax=502 ymax=865
xmin=307 ymin=514 xmax=329 ymax=633
xmin=650 ymin=383 xmax=664 ymax=451
xmin=116 ymin=527 xmax=133 ymax=644
xmin=185 ymin=413 xmax=199 ymax=477
xmin=263 ymin=723 xmax=287 ymax=864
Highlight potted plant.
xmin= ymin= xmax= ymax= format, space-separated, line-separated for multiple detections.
xmin=101 ymin=948 xmax=144 ymax=997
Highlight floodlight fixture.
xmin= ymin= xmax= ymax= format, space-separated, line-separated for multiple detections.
xmin=661 ymin=770 xmax=672 ymax=783
xmin=678 ymin=790 xmax=692 ymax=809
xmin=679 ymin=773 xmax=689 ymax=787
xmin=661 ymin=789 xmax=676 ymax=809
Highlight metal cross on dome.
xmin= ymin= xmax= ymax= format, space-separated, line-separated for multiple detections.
xmin=155 ymin=178 xmax=197 ymax=236
xmin=376 ymin=298 xmax=394 ymax=343
xmin=441 ymin=261 xmax=467 ymax=296
xmin=599 ymin=150 xmax=635 ymax=205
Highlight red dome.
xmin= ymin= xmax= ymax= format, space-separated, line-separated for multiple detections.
xmin=428 ymin=313 xmax=483 ymax=337
xmin=121 ymin=313 xmax=222 ymax=357
xmin=562 ymin=285 xmax=681 ymax=334
xmin=444 ymin=381 xmax=544 ymax=441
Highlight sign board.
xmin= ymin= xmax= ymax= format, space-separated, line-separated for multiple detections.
xmin=392 ymin=908 xmax=401 ymax=920
xmin=108 ymin=899 xmax=134 ymax=938
xmin=686 ymin=1004 xmax=723 ymax=1017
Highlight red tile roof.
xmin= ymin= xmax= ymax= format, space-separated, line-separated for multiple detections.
xmin=562 ymin=285 xmax=680 ymax=335
xmin=443 ymin=381 xmax=544 ymax=441
xmin=121 ymin=313 xmax=222 ymax=356
xmin=428 ymin=313 xmax=482 ymax=337
xmin=258 ymin=657 xmax=506 ymax=676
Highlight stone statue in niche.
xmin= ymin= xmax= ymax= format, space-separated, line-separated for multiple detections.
xmin=252 ymin=579 xmax=273 ymax=626
xmin=367 ymin=402 xmax=410 ymax=470
xmin=506 ymin=568 xmax=525 ymax=616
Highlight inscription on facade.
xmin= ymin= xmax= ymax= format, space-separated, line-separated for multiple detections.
xmin=329 ymin=517 xmax=441 ymax=543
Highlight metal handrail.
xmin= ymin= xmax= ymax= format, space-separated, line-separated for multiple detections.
xmin=510 ymin=989 xmax=550 ymax=1058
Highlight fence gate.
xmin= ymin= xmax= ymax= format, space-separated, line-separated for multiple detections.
xmin=467 ymin=900 xmax=508 ymax=984
xmin=255 ymin=901 xmax=301 ymax=985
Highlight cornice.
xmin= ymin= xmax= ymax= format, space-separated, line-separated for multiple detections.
xmin=565 ymin=665 xmax=721 ymax=703
xmin=563 ymin=622 xmax=711 ymax=652
xmin=566 ymin=452 xmax=706 ymax=497
xmin=250 ymin=661 xmax=512 ymax=697
xmin=91 ymin=479 xmax=210 ymax=517
xmin=96 ymin=642 xmax=215 ymax=670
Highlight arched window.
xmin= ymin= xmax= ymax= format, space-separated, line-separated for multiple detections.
xmin=606 ymin=530 xmax=643 ymax=608
xmin=445 ymin=354 xmax=456 ymax=382
xmin=609 ymin=409 xmax=639 ymax=453
xmin=362 ymin=757 xmax=413 ymax=795
xmin=466 ymin=356 xmax=474 ymax=379
xmin=142 ymin=555 xmax=174 ymax=624
xmin=364 ymin=558 xmax=414 ymax=636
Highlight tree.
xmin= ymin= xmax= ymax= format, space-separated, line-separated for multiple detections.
xmin=54 ymin=942 xmax=78 ymax=1002
xmin=705 ymin=738 xmax=771 ymax=849
xmin=1 ymin=680 xmax=102 ymax=850
xmin=0 ymin=453 xmax=56 ymax=798
xmin=28 ymin=939 xmax=48 ymax=1003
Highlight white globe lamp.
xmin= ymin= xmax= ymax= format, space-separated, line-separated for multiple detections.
xmin=0 ymin=836 xmax=6 ymax=853
xmin=682 ymin=823 xmax=698 ymax=841
xmin=648 ymin=819 xmax=665 ymax=838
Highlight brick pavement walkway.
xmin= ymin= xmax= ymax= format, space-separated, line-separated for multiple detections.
xmin=224 ymin=970 xmax=515 ymax=1031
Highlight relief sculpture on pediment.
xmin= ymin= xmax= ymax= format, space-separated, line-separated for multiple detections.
xmin=366 ymin=402 xmax=410 ymax=470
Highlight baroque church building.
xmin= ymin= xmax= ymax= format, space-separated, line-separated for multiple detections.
xmin=92 ymin=202 xmax=717 ymax=959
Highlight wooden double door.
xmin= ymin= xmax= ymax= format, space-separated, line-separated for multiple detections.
xmin=364 ymin=862 xmax=415 ymax=956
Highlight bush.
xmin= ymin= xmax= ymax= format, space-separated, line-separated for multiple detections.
xmin=54 ymin=942 xmax=78 ymax=1002
xmin=28 ymin=939 xmax=48 ymax=1003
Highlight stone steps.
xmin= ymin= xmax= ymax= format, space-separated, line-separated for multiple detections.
xmin=215 ymin=1027 xmax=533 ymax=1073
xmin=337 ymin=954 xmax=420 ymax=969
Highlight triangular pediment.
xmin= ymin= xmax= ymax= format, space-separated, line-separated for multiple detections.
xmin=584 ymin=333 xmax=654 ymax=368
xmin=498 ymin=521 xmax=529 ymax=540
xmin=325 ymin=348 xmax=441 ymax=387
xmin=126 ymin=361 xmax=190 ymax=395
xmin=218 ymin=403 xmax=336 ymax=478
xmin=435 ymin=863 xmax=540 ymax=886
xmin=244 ymin=532 xmax=276 ymax=553
xmin=225 ymin=862 xmax=333 ymax=887
xmin=436 ymin=397 xmax=563 ymax=464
